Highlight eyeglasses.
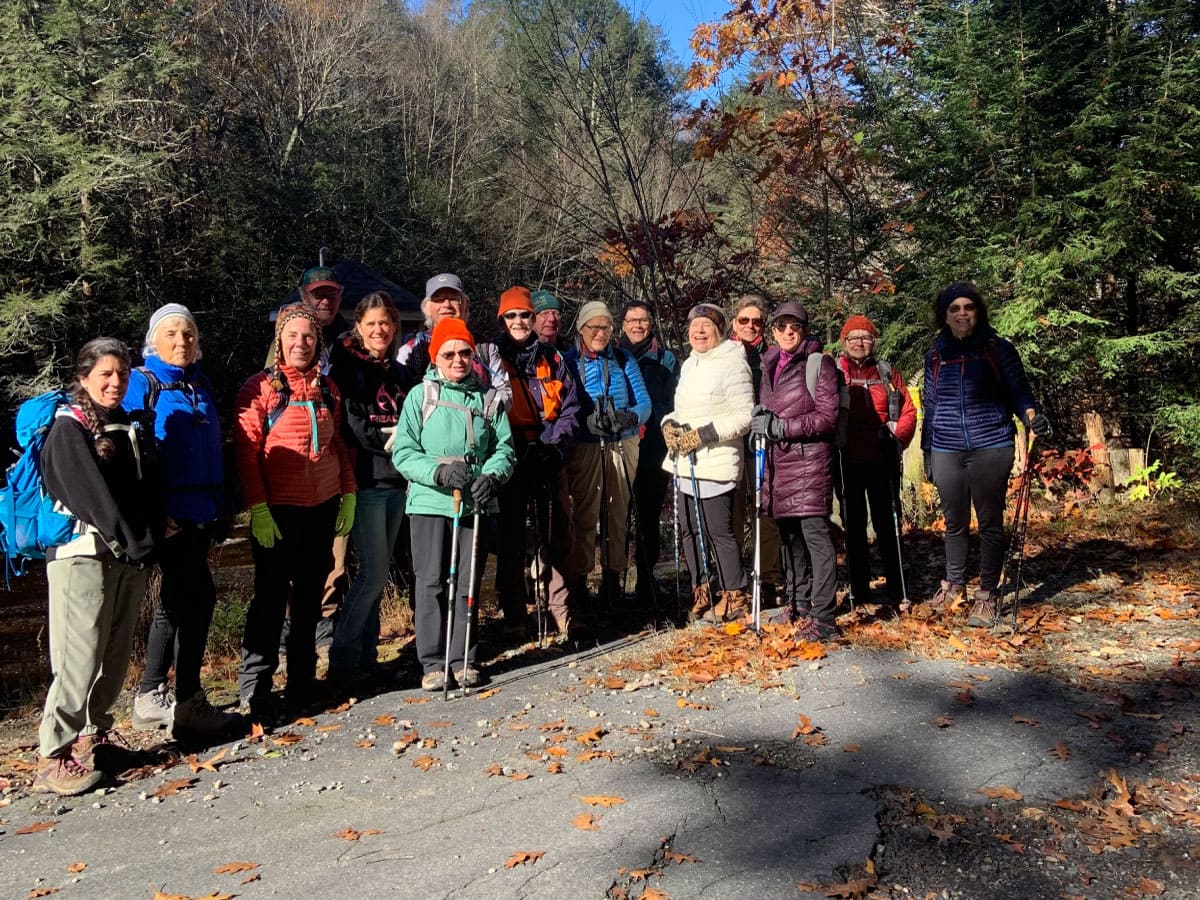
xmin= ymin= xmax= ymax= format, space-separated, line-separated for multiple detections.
xmin=772 ymin=321 xmax=807 ymax=333
xmin=437 ymin=349 xmax=473 ymax=361
xmin=581 ymin=323 xmax=613 ymax=333
xmin=624 ymin=317 xmax=651 ymax=326
xmin=845 ymin=334 xmax=874 ymax=343
xmin=736 ymin=316 xmax=764 ymax=327
xmin=947 ymin=302 xmax=976 ymax=314
xmin=537 ymin=309 xmax=561 ymax=318
xmin=504 ymin=311 xmax=534 ymax=321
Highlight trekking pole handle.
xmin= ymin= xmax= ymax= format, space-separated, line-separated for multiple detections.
xmin=452 ymin=489 xmax=462 ymax=516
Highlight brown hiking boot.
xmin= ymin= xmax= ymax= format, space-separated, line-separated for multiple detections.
xmin=924 ymin=580 xmax=966 ymax=614
xmin=689 ymin=584 xmax=712 ymax=620
xmin=703 ymin=590 xmax=749 ymax=624
xmin=967 ymin=589 xmax=998 ymax=627
xmin=32 ymin=753 xmax=105 ymax=796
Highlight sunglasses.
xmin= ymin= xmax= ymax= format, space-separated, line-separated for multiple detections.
xmin=772 ymin=320 xmax=807 ymax=333
xmin=736 ymin=316 xmax=764 ymax=326
xmin=504 ymin=311 xmax=534 ymax=321
xmin=437 ymin=349 xmax=473 ymax=361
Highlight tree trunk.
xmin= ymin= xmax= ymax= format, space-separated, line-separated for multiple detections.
xmin=1083 ymin=411 xmax=1113 ymax=489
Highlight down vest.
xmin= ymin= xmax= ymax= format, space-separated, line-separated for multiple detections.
xmin=234 ymin=364 xmax=356 ymax=508
xmin=921 ymin=326 xmax=1036 ymax=452
xmin=660 ymin=339 xmax=753 ymax=483
xmin=760 ymin=339 xmax=840 ymax=518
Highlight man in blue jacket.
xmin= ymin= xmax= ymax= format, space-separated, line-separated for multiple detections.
xmin=564 ymin=300 xmax=651 ymax=613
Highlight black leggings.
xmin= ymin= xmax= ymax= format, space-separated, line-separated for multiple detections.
xmin=140 ymin=526 xmax=216 ymax=699
xmin=679 ymin=490 xmax=747 ymax=595
xmin=930 ymin=447 xmax=1014 ymax=591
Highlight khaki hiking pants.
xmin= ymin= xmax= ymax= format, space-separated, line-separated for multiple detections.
xmin=565 ymin=437 xmax=639 ymax=584
xmin=39 ymin=553 xmax=147 ymax=757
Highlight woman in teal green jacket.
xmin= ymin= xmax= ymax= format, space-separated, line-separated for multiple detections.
xmin=392 ymin=317 xmax=514 ymax=690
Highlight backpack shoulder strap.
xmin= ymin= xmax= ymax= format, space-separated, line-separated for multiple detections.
xmin=805 ymin=352 xmax=822 ymax=400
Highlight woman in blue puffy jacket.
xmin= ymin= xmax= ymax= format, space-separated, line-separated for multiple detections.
xmin=125 ymin=304 xmax=238 ymax=738
xmin=920 ymin=283 xmax=1051 ymax=626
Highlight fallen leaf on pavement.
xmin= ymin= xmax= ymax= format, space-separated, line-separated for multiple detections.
xmin=412 ymin=754 xmax=439 ymax=771
xmin=66 ymin=863 xmax=86 ymax=874
xmin=333 ymin=827 xmax=382 ymax=841
xmin=843 ymin=744 xmax=862 ymax=753
xmin=643 ymin=708 xmax=659 ymax=717
xmin=792 ymin=714 xmax=817 ymax=738
xmin=214 ymin=862 xmax=259 ymax=875
xmin=271 ymin=731 xmax=303 ymax=746
xmin=639 ymin=888 xmax=668 ymax=900
xmin=403 ymin=697 xmax=431 ymax=705
xmin=477 ymin=688 xmax=499 ymax=700
xmin=546 ymin=761 xmax=564 ymax=774
xmin=508 ymin=772 xmax=531 ymax=781
xmin=931 ymin=714 xmax=955 ymax=728
xmin=1011 ymin=715 xmax=1041 ymax=727
xmin=152 ymin=778 xmax=198 ymax=799
xmin=546 ymin=746 xmax=568 ymax=758
xmin=663 ymin=849 xmax=699 ymax=864
xmin=373 ymin=714 xmax=396 ymax=727
xmin=293 ymin=717 xmax=317 ymax=726
xmin=354 ymin=739 xmax=374 ymax=749
xmin=186 ymin=748 xmax=228 ymax=774
xmin=578 ymin=750 xmax=614 ymax=763
xmin=575 ymin=726 xmax=605 ymax=744
xmin=16 ymin=821 xmax=58 ymax=835
xmin=29 ymin=889 xmax=60 ymax=897
xmin=1050 ymin=741 xmax=1071 ymax=760
xmin=978 ymin=786 xmax=1024 ymax=801
xmin=241 ymin=873 xmax=261 ymax=885
xmin=1133 ymin=877 xmax=1165 ymax=895
xmin=604 ymin=675 xmax=627 ymax=689
xmin=572 ymin=812 xmax=600 ymax=831
xmin=503 ymin=850 xmax=544 ymax=868
xmin=316 ymin=723 xmax=343 ymax=733
xmin=580 ymin=795 xmax=625 ymax=807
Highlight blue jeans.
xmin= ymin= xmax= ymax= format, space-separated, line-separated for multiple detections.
xmin=329 ymin=487 xmax=406 ymax=671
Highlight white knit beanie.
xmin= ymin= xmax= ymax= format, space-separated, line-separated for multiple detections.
xmin=143 ymin=303 xmax=201 ymax=361
xmin=575 ymin=300 xmax=613 ymax=333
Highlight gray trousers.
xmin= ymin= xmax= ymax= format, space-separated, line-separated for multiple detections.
xmin=409 ymin=514 xmax=481 ymax=674
xmin=39 ymin=554 xmax=147 ymax=757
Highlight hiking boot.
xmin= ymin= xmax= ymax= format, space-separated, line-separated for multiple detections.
xmin=925 ymin=580 xmax=966 ymax=614
xmin=455 ymin=667 xmax=482 ymax=689
xmin=132 ymin=683 xmax=175 ymax=732
xmin=551 ymin=610 xmax=572 ymax=638
xmin=239 ymin=693 xmax=280 ymax=730
xmin=421 ymin=670 xmax=446 ymax=692
xmin=172 ymin=692 xmax=240 ymax=739
xmin=688 ymin=584 xmax=712 ymax=620
xmin=966 ymin=590 xmax=998 ymax=628
xmin=74 ymin=729 xmax=141 ymax=774
xmin=703 ymin=590 xmax=749 ymax=624
xmin=793 ymin=615 xmax=842 ymax=643
xmin=32 ymin=753 xmax=105 ymax=796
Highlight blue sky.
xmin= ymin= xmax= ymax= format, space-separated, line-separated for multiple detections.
xmin=630 ymin=0 xmax=732 ymax=68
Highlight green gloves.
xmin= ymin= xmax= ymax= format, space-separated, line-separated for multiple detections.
xmin=249 ymin=502 xmax=282 ymax=548
xmin=335 ymin=493 xmax=357 ymax=537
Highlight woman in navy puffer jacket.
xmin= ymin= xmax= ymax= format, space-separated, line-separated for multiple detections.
xmin=921 ymin=283 xmax=1051 ymax=627
xmin=125 ymin=303 xmax=237 ymax=739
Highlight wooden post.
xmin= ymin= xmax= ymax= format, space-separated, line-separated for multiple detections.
xmin=1083 ymin=411 xmax=1113 ymax=489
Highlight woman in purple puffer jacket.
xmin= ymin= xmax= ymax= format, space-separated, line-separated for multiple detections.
xmin=921 ymin=282 xmax=1051 ymax=627
xmin=750 ymin=301 xmax=842 ymax=642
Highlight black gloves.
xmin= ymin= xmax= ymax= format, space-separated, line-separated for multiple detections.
xmin=749 ymin=405 xmax=787 ymax=442
xmin=585 ymin=407 xmax=613 ymax=438
xmin=612 ymin=410 xmax=639 ymax=431
xmin=470 ymin=474 xmax=499 ymax=506
xmin=435 ymin=460 xmax=472 ymax=489
xmin=1028 ymin=412 xmax=1053 ymax=437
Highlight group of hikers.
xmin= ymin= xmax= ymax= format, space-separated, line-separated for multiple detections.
xmin=27 ymin=268 xmax=1050 ymax=796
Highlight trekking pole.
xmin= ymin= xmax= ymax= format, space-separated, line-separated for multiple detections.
xmin=616 ymin=437 xmax=658 ymax=625
xmin=997 ymin=432 xmax=1037 ymax=629
xmin=672 ymin=455 xmax=683 ymax=621
xmin=835 ymin=448 xmax=855 ymax=613
xmin=687 ymin=451 xmax=716 ymax=622
xmin=752 ymin=435 xmax=765 ymax=632
xmin=598 ymin=432 xmax=611 ymax=615
xmin=1008 ymin=433 xmax=1037 ymax=629
xmin=528 ymin=493 xmax=545 ymax=647
xmin=461 ymin=509 xmax=481 ymax=695
xmin=890 ymin=455 xmax=909 ymax=611
xmin=443 ymin=490 xmax=463 ymax=701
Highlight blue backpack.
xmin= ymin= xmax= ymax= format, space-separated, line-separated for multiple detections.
xmin=0 ymin=391 xmax=86 ymax=580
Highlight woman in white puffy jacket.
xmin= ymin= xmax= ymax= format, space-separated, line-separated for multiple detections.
xmin=660 ymin=304 xmax=754 ymax=622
